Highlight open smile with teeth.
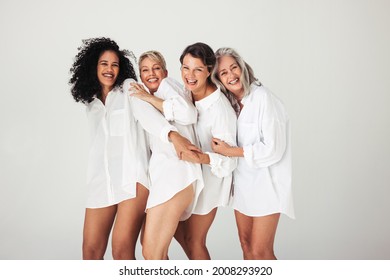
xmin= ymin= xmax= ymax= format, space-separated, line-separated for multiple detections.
xmin=103 ymin=73 xmax=114 ymax=78
xmin=229 ymin=78 xmax=239 ymax=85
xmin=187 ymin=79 xmax=197 ymax=85
xmin=147 ymin=78 xmax=158 ymax=83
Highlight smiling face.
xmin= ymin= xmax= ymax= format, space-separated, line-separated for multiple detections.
xmin=181 ymin=54 xmax=210 ymax=95
xmin=97 ymin=50 xmax=119 ymax=93
xmin=217 ymin=55 xmax=244 ymax=97
xmin=139 ymin=57 xmax=168 ymax=94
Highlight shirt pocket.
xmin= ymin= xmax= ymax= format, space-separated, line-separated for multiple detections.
xmin=238 ymin=122 xmax=259 ymax=145
xmin=109 ymin=109 xmax=125 ymax=136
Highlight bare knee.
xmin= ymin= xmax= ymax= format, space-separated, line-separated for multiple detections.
xmin=251 ymin=246 xmax=276 ymax=260
xmin=238 ymin=237 xmax=252 ymax=259
xmin=142 ymin=242 xmax=166 ymax=260
xmin=185 ymin=235 xmax=209 ymax=260
xmin=82 ymin=241 xmax=106 ymax=260
xmin=112 ymin=243 xmax=135 ymax=260
xmin=142 ymin=244 xmax=152 ymax=260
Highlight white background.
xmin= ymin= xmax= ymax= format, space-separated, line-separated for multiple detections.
xmin=0 ymin=0 xmax=389 ymax=260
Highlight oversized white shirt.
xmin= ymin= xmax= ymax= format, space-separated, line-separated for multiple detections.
xmin=193 ymin=88 xmax=237 ymax=214
xmin=124 ymin=78 xmax=204 ymax=220
xmin=85 ymin=83 xmax=177 ymax=208
xmin=233 ymin=84 xmax=295 ymax=218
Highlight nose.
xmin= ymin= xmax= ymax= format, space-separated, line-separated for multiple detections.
xmin=227 ymin=70 xmax=234 ymax=79
xmin=184 ymin=69 xmax=196 ymax=77
xmin=107 ymin=65 xmax=114 ymax=72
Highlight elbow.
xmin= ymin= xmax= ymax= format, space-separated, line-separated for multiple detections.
xmin=244 ymin=145 xmax=285 ymax=168
xmin=174 ymin=111 xmax=197 ymax=125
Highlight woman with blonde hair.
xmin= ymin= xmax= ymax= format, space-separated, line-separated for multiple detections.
xmin=129 ymin=50 xmax=203 ymax=259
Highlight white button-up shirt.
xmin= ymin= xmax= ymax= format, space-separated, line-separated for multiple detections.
xmin=233 ymin=84 xmax=295 ymax=218
xmin=130 ymin=77 xmax=204 ymax=220
xmin=85 ymin=82 xmax=177 ymax=208
xmin=193 ymin=88 xmax=237 ymax=214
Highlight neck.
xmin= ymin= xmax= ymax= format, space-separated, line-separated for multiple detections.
xmin=192 ymin=83 xmax=216 ymax=102
xmin=233 ymin=89 xmax=245 ymax=102
xmin=100 ymin=86 xmax=112 ymax=104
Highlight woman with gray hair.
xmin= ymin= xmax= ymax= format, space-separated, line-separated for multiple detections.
xmin=211 ymin=47 xmax=295 ymax=260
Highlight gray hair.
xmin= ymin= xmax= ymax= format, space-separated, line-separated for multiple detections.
xmin=211 ymin=48 xmax=260 ymax=115
xmin=212 ymin=47 xmax=260 ymax=97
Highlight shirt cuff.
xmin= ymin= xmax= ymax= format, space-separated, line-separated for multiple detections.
xmin=160 ymin=124 xmax=178 ymax=143
xmin=162 ymin=100 xmax=174 ymax=121
xmin=206 ymin=152 xmax=225 ymax=178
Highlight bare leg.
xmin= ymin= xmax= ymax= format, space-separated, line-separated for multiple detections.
xmin=174 ymin=221 xmax=191 ymax=259
xmin=234 ymin=210 xmax=253 ymax=260
xmin=235 ymin=210 xmax=280 ymax=260
xmin=142 ymin=185 xmax=194 ymax=260
xmin=250 ymin=213 xmax=280 ymax=260
xmin=184 ymin=208 xmax=217 ymax=260
xmin=111 ymin=183 xmax=149 ymax=259
xmin=82 ymin=205 xmax=117 ymax=260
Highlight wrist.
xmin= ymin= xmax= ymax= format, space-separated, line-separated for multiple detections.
xmin=201 ymin=153 xmax=210 ymax=164
xmin=168 ymin=131 xmax=178 ymax=141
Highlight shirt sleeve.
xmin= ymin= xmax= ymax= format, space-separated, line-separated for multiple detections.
xmin=207 ymin=105 xmax=238 ymax=178
xmin=157 ymin=78 xmax=198 ymax=125
xmin=243 ymin=91 xmax=288 ymax=168
xmin=123 ymin=78 xmax=177 ymax=143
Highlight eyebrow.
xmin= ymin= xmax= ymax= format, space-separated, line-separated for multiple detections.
xmin=99 ymin=59 xmax=119 ymax=64
xmin=182 ymin=64 xmax=206 ymax=69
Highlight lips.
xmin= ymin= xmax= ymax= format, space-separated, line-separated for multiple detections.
xmin=103 ymin=73 xmax=114 ymax=78
xmin=186 ymin=78 xmax=197 ymax=85
xmin=229 ymin=78 xmax=239 ymax=85
xmin=147 ymin=78 xmax=159 ymax=83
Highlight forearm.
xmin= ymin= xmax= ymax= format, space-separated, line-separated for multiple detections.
xmin=142 ymin=94 xmax=164 ymax=113
xmin=224 ymin=146 xmax=244 ymax=157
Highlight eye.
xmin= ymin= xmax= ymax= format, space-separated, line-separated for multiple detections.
xmin=112 ymin=63 xmax=119 ymax=68
xmin=195 ymin=68 xmax=203 ymax=72
xmin=181 ymin=66 xmax=189 ymax=71
xmin=219 ymin=71 xmax=227 ymax=76
xmin=142 ymin=69 xmax=149 ymax=72
xmin=153 ymin=67 xmax=161 ymax=71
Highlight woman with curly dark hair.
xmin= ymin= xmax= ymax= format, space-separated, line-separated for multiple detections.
xmin=69 ymin=37 xmax=198 ymax=260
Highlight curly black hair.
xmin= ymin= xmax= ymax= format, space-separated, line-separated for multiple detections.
xmin=69 ymin=37 xmax=137 ymax=104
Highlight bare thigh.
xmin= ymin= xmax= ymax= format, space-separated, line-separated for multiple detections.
xmin=235 ymin=210 xmax=280 ymax=259
xmin=250 ymin=213 xmax=280 ymax=256
xmin=111 ymin=183 xmax=149 ymax=259
xmin=83 ymin=205 xmax=117 ymax=259
xmin=234 ymin=210 xmax=254 ymax=245
xmin=186 ymin=208 xmax=217 ymax=243
xmin=143 ymin=185 xmax=194 ymax=260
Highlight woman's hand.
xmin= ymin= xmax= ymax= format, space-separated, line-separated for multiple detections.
xmin=211 ymin=137 xmax=244 ymax=157
xmin=211 ymin=137 xmax=231 ymax=156
xmin=130 ymin=82 xmax=164 ymax=113
xmin=169 ymin=131 xmax=202 ymax=159
xmin=130 ymin=82 xmax=151 ymax=102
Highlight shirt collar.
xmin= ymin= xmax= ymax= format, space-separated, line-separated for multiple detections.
xmin=195 ymin=88 xmax=221 ymax=111
xmin=240 ymin=83 xmax=258 ymax=104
